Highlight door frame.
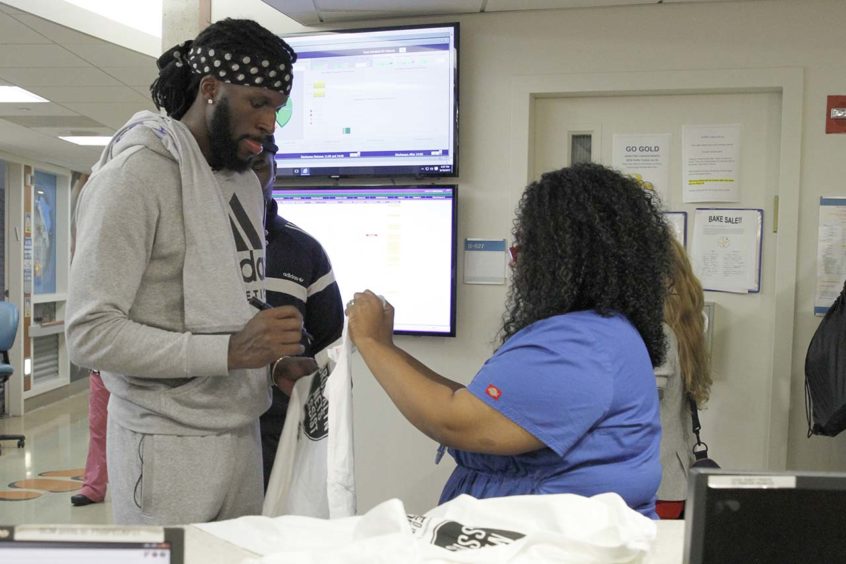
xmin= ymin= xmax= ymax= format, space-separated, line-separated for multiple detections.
xmin=508 ymin=68 xmax=803 ymax=470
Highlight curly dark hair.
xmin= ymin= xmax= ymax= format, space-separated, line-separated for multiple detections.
xmin=501 ymin=163 xmax=671 ymax=366
xmin=150 ymin=18 xmax=297 ymax=120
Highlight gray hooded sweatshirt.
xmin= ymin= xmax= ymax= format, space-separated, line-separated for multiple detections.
xmin=66 ymin=112 xmax=271 ymax=435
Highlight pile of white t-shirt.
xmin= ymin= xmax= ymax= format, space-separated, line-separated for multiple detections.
xmin=201 ymin=492 xmax=656 ymax=563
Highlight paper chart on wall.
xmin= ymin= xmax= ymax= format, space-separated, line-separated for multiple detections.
xmin=612 ymin=133 xmax=671 ymax=202
xmin=690 ymin=208 xmax=762 ymax=294
xmin=682 ymin=124 xmax=741 ymax=203
xmin=814 ymin=197 xmax=846 ymax=315
xmin=663 ymin=211 xmax=687 ymax=247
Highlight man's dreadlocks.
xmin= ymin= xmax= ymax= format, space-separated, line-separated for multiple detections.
xmin=150 ymin=18 xmax=297 ymax=120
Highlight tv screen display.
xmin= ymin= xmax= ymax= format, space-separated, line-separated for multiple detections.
xmin=0 ymin=526 xmax=184 ymax=564
xmin=272 ymin=185 xmax=457 ymax=336
xmin=685 ymin=469 xmax=846 ymax=564
xmin=274 ymin=23 xmax=459 ymax=179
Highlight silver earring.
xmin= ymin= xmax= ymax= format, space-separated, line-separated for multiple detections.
xmin=207 ymin=98 xmax=213 ymax=105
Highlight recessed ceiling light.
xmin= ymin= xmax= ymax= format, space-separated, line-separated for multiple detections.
xmin=0 ymin=86 xmax=49 ymax=103
xmin=59 ymin=136 xmax=112 ymax=146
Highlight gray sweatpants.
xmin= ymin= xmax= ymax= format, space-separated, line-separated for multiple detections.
xmin=107 ymin=418 xmax=264 ymax=525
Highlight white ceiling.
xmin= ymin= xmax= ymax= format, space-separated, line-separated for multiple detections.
xmin=261 ymin=0 xmax=768 ymax=25
xmin=0 ymin=0 xmax=768 ymax=172
xmin=0 ymin=2 xmax=157 ymax=172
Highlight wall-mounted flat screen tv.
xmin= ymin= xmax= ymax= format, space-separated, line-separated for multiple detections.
xmin=274 ymin=23 xmax=459 ymax=179
xmin=272 ymin=185 xmax=457 ymax=336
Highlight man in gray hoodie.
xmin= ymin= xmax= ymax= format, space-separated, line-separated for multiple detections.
xmin=67 ymin=19 xmax=307 ymax=525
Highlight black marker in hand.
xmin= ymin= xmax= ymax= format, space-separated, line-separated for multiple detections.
xmin=249 ymin=296 xmax=313 ymax=347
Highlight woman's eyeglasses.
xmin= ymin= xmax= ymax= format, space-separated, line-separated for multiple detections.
xmin=508 ymin=245 xmax=519 ymax=266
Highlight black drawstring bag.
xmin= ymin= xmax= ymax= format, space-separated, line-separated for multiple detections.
xmin=688 ymin=396 xmax=720 ymax=469
xmin=804 ymin=279 xmax=846 ymax=437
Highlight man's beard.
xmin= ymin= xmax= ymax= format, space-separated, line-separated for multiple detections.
xmin=208 ymin=97 xmax=252 ymax=172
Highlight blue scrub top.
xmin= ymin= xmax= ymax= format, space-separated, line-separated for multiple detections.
xmin=440 ymin=311 xmax=662 ymax=518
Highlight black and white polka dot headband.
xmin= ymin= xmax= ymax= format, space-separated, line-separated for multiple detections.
xmin=171 ymin=41 xmax=293 ymax=95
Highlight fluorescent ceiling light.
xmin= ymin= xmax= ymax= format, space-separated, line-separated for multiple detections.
xmin=0 ymin=86 xmax=49 ymax=103
xmin=60 ymin=136 xmax=112 ymax=146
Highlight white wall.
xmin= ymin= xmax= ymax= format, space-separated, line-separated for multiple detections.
xmin=214 ymin=0 xmax=846 ymax=513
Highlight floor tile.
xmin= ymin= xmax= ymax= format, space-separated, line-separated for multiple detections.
xmin=0 ymin=390 xmax=112 ymax=525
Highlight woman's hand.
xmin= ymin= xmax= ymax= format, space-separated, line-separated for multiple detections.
xmin=346 ymin=290 xmax=394 ymax=349
xmin=272 ymin=356 xmax=318 ymax=396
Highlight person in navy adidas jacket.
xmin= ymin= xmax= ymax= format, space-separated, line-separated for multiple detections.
xmin=253 ymin=137 xmax=345 ymax=489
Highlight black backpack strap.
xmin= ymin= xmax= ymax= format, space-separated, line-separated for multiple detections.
xmin=805 ymin=377 xmax=814 ymax=438
xmin=688 ymin=395 xmax=709 ymax=460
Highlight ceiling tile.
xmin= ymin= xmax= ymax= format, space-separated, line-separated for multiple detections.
xmin=61 ymin=43 xmax=155 ymax=68
xmin=485 ymin=0 xmax=654 ymax=10
xmin=662 ymin=0 xmax=768 ymax=3
xmin=0 ymin=3 xmax=28 ymax=16
xmin=0 ymin=66 xmax=122 ymax=87
xmin=12 ymin=13 xmax=103 ymax=45
xmin=0 ymin=102 xmax=82 ymax=117
xmin=27 ymin=85 xmax=149 ymax=104
xmin=0 ymin=44 xmax=90 ymax=68
xmin=263 ymin=0 xmax=483 ymax=24
xmin=261 ymin=0 xmax=325 ymax=25
xmin=2 ymin=115 xmax=106 ymax=129
xmin=316 ymin=0 xmax=480 ymax=9
xmin=101 ymin=65 xmax=159 ymax=88
xmin=263 ymin=0 xmax=764 ymax=24
xmin=132 ymin=86 xmax=151 ymax=99
xmin=28 ymin=126 xmax=113 ymax=139
xmin=0 ymin=12 xmax=51 ymax=43
xmin=63 ymin=101 xmax=156 ymax=129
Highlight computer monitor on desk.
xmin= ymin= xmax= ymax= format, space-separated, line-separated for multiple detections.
xmin=0 ymin=525 xmax=184 ymax=563
xmin=684 ymin=469 xmax=846 ymax=564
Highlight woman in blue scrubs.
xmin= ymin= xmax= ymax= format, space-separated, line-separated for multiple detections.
xmin=346 ymin=163 xmax=671 ymax=518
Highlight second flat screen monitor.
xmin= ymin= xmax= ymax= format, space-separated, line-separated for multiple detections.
xmin=274 ymin=23 xmax=459 ymax=179
xmin=272 ymin=185 xmax=457 ymax=336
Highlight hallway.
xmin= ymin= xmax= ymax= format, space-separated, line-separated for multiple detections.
xmin=0 ymin=388 xmax=112 ymax=525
